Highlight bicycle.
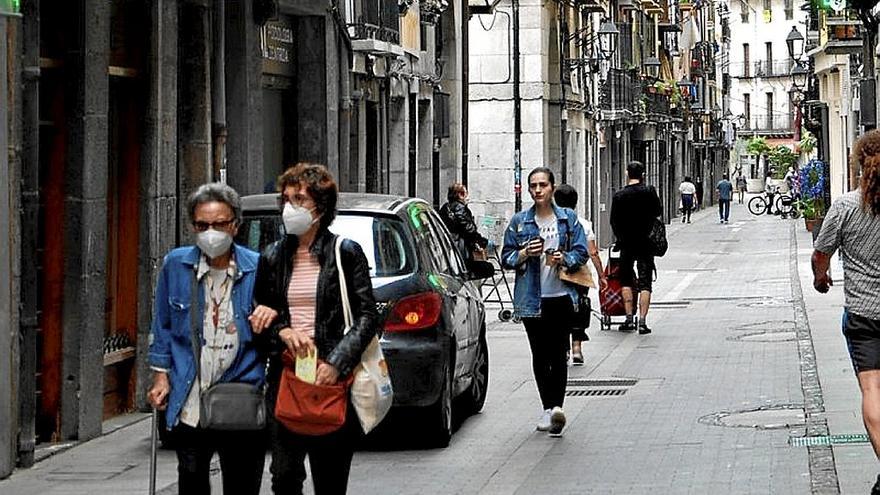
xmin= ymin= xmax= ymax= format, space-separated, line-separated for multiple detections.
xmin=748 ymin=189 xmax=798 ymax=217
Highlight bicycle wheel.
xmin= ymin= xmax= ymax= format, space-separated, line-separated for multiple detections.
xmin=775 ymin=194 xmax=794 ymax=216
xmin=748 ymin=196 xmax=768 ymax=215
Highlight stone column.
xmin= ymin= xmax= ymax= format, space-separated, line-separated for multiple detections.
xmin=225 ymin=0 xmax=263 ymax=195
xmin=136 ymin=0 xmax=179 ymax=410
xmin=60 ymin=0 xmax=110 ymax=441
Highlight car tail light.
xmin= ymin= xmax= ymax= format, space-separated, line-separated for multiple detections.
xmin=384 ymin=292 xmax=443 ymax=332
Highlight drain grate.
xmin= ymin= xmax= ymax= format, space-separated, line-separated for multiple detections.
xmin=790 ymin=434 xmax=870 ymax=447
xmin=566 ymin=389 xmax=627 ymax=397
xmin=567 ymin=379 xmax=638 ymax=387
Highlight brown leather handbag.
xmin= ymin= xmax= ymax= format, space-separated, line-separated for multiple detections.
xmin=274 ymin=351 xmax=352 ymax=436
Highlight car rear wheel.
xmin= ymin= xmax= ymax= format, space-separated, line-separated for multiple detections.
xmin=463 ymin=332 xmax=489 ymax=414
xmin=426 ymin=361 xmax=453 ymax=448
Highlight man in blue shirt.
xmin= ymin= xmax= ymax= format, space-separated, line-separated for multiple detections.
xmin=716 ymin=174 xmax=734 ymax=224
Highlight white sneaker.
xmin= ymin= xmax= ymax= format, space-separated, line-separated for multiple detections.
xmin=536 ymin=409 xmax=552 ymax=431
xmin=548 ymin=407 xmax=566 ymax=437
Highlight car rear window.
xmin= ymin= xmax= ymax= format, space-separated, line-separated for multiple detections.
xmin=236 ymin=212 xmax=416 ymax=278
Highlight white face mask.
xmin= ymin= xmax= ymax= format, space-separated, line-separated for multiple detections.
xmin=196 ymin=229 xmax=233 ymax=259
xmin=282 ymin=203 xmax=318 ymax=236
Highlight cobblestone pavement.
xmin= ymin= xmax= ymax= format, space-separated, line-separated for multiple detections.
xmin=1 ymin=199 xmax=873 ymax=494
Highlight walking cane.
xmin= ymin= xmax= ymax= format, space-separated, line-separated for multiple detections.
xmin=149 ymin=407 xmax=158 ymax=495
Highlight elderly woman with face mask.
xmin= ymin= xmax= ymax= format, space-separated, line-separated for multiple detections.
xmin=257 ymin=162 xmax=379 ymax=494
xmin=147 ymin=182 xmax=277 ymax=495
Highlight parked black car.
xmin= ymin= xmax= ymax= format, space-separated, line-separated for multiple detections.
xmin=237 ymin=193 xmax=493 ymax=446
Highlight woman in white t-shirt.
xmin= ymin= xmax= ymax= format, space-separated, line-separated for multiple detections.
xmin=554 ymin=185 xmax=607 ymax=366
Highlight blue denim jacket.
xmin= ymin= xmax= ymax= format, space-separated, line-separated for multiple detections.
xmin=501 ymin=205 xmax=589 ymax=318
xmin=148 ymin=244 xmax=266 ymax=429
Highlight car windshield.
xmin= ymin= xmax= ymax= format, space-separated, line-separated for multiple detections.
xmin=236 ymin=212 xmax=416 ymax=278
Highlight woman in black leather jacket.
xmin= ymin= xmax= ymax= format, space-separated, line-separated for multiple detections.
xmin=439 ymin=182 xmax=489 ymax=261
xmin=256 ymin=162 xmax=378 ymax=495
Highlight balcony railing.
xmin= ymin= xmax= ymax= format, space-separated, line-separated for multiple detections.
xmin=599 ymin=68 xmax=636 ymax=113
xmin=643 ymin=91 xmax=670 ymax=116
xmin=730 ymin=59 xmax=796 ymax=78
xmin=346 ymin=0 xmax=400 ymax=45
xmin=741 ymin=114 xmax=795 ymax=133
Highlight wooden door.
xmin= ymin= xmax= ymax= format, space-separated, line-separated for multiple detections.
xmin=103 ymin=0 xmax=146 ymax=419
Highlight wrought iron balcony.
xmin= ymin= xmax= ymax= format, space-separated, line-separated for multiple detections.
xmin=739 ymin=114 xmax=795 ymax=135
xmin=646 ymin=93 xmax=670 ymax=116
xmin=599 ymin=68 xmax=636 ymax=115
xmin=346 ymin=0 xmax=401 ymax=46
xmin=730 ymin=59 xmax=795 ymax=78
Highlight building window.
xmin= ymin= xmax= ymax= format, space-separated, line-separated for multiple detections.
xmin=740 ymin=0 xmax=750 ymax=23
xmin=763 ymin=0 xmax=772 ymax=22
xmin=765 ymin=42 xmax=772 ymax=75
xmin=743 ymin=43 xmax=750 ymax=77
xmin=766 ymin=92 xmax=773 ymax=129
xmin=744 ymin=93 xmax=751 ymax=128
xmin=784 ymin=0 xmax=793 ymax=19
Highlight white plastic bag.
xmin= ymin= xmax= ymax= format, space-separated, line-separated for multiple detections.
xmin=335 ymin=237 xmax=394 ymax=433
xmin=350 ymin=336 xmax=393 ymax=433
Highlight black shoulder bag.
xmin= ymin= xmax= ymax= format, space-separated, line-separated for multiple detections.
xmin=190 ymin=270 xmax=266 ymax=431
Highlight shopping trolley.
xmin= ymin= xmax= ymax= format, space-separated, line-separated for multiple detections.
xmin=596 ymin=244 xmax=630 ymax=331
xmin=477 ymin=215 xmax=519 ymax=322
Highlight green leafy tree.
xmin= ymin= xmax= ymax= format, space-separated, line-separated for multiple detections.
xmin=769 ymin=145 xmax=798 ymax=178
xmin=798 ymin=129 xmax=816 ymax=155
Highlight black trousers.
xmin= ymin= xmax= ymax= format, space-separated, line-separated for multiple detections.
xmin=268 ymin=406 xmax=360 ymax=495
xmin=173 ymin=423 xmax=266 ymax=495
xmin=522 ymin=296 xmax=574 ymax=410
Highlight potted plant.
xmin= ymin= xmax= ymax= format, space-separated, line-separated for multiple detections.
xmin=797 ymin=159 xmax=827 ymax=236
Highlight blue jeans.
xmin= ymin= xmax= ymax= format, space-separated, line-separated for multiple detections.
xmin=718 ymin=199 xmax=731 ymax=221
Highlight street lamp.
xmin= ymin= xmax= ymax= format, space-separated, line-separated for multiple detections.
xmin=643 ymin=55 xmax=661 ymax=78
xmin=597 ymin=19 xmax=619 ymax=59
xmin=790 ymin=62 xmax=809 ymax=91
xmin=786 ymin=25 xmax=805 ymax=62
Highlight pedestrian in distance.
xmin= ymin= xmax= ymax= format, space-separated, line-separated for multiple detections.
xmin=764 ymin=171 xmax=777 ymax=215
xmin=553 ymin=184 xmax=607 ymax=366
xmin=147 ymin=183 xmax=278 ymax=495
xmin=257 ymin=163 xmax=379 ymax=494
xmin=812 ymin=129 xmax=880 ymax=495
xmin=439 ymin=182 xmax=490 ymax=263
xmin=694 ymin=176 xmax=704 ymax=210
xmin=501 ymin=167 xmax=589 ymax=437
xmin=735 ymin=173 xmax=747 ymax=204
xmin=609 ymin=161 xmax=663 ymax=335
xmin=716 ymin=173 xmax=733 ymax=224
xmin=679 ymin=176 xmax=696 ymax=223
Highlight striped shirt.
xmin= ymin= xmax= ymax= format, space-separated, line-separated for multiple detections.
xmin=814 ymin=190 xmax=880 ymax=320
xmin=287 ymin=246 xmax=321 ymax=338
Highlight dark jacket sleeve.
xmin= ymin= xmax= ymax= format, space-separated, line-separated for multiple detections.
xmin=325 ymin=239 xmax=379 ymax=376
xmin=651 ymin=186 xmax=662 ymax=218
xmin=446 ymin=202 xmax=488 ymax=249
xmin=609 ymin=194 xmax=621 ymax=240
xmin=255 ymin=240 xmax=291 ymax=351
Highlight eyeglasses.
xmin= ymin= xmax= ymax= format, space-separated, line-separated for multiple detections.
xmin=276 ymin=194 xmax=314 ymax=209
xmin=192 ymin=219 xmax=236 ymax=232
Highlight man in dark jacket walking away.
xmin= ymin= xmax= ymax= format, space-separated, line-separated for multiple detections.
xmin=610 ymin=161 xmax=662 ymax=334
xmin=440 ymin=183 xmax=489 ymax=262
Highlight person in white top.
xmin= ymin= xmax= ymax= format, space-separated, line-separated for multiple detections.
xmin=764 ymin=172 xmax=777 ymax=215
xmin=553 ymin=184 xmax=607 ymax=366
xmin=679 ymin=177 xmax=696 ymax=223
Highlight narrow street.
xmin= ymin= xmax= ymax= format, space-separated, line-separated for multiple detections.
xmin=1 ymin=199 xmax=873 ymax=494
